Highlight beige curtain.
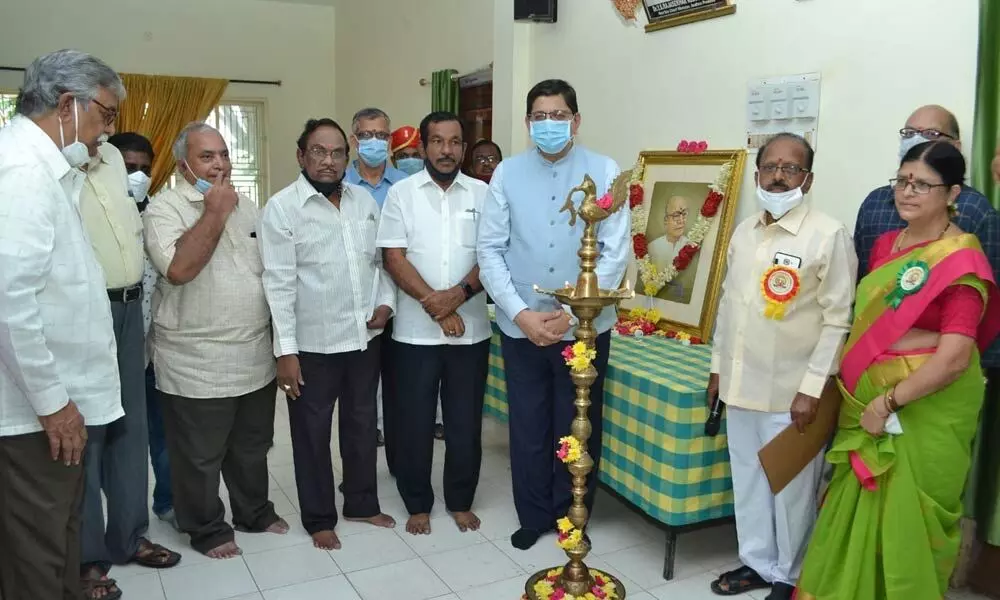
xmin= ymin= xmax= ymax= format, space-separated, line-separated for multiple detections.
xmin=115 ymin=74 xmax=228 ymax=195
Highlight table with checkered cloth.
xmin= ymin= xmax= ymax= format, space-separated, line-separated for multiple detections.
xmin=485 ymin=330 xmax=735 ymax=580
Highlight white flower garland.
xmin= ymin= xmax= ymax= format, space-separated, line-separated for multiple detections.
xmin=632 ymin=159 xmax=735 ymax=297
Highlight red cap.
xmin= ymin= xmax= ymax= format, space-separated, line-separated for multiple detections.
xmin=391 ymin=126 xmax=420 ymax=153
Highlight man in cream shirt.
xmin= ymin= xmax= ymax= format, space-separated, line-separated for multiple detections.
xmin=707 ymin=133 xmax=857 ymax=600
xmin=0 ymin=49 xmax=126 ymax=600
xmin=145 ymin=122 xmax=287 ymax=560
xmin=378 ymin=112 xmax=490 ymax=536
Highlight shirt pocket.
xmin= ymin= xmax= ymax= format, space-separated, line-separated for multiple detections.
xmin=455 ymin=212 xmax=478 ymax=248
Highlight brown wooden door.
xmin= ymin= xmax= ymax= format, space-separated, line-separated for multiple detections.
xmin=459 ymin=82 xmax=493 ymax=173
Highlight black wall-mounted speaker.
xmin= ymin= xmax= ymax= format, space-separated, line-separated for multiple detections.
xmin=514 ymin=0 xmax=557 ymax=23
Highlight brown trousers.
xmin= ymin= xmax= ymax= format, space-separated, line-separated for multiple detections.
xmin=0 ymin=431 xmax=85 ymax=600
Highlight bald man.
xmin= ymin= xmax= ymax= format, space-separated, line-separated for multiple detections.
xmin=647 ymin=195 xmax=690 ymax=267
xmin=854 ymin=104 xmax=1000 ymax=369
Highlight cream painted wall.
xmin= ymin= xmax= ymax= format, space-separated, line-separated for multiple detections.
xmin=0 ymin=0 xmax=337 ymax=195
xmin=495 ymin=0 xmax=980 ymax=230
xmin=333 ymin=0 xmax=494 ymax=134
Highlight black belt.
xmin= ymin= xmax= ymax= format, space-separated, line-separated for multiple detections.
xmin=108 ymin=282 xmax=142 ymax=303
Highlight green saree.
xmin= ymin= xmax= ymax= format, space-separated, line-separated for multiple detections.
xmin=796 ymin=234 xmax=1000 ymax=600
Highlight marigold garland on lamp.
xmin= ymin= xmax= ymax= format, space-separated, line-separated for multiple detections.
xmin=524 ymin=173 xmax=631 ymax=599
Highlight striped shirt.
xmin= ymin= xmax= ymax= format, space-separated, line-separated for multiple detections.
xmin=259 ymin=176 xmax=396 ymax=357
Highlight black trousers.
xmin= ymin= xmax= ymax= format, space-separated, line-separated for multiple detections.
xmin=500 ymin=332 xmax=611 ymax=531
xmin=394 ymin=339 xmax=489 ymax=515
xmin=160 ymin=381 xmax=279 ymax=554
xmin=290 ymin=339 xmax=382 ymax=535
xmin=0 ymin=432 xmax=85 ymax=600
xmin=380 ymin=320 xmax=398 ymax=474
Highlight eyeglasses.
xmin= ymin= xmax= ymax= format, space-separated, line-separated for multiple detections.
xmin=890 ymin=177 xmax=949 ymax=194
xmin=355 ymin=130 xmax=391 ymax=141
xmin=759 ymin=164 xmax=809 ymax=176
xmin=666 ymin=210 xmax=688 ymax=222
xmin=899 ymin=127 xmax=956 ymax=141
xmin=527 ymin=110 xmax=574 ymax=122
xmin=474 ymin=155 xmax=500 ymax=165
xmin=91 ymin=99 xmax=118 ymax=126
xmin=307 ymin=146 xmax=348 ymax=161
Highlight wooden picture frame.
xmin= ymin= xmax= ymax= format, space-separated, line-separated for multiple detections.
xmin=642 ymin=0 xmax=736 ymax=33
xmin=621 ymin=149 xmax=747 ymax=341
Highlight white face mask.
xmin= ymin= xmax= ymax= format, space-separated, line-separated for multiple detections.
xmin=127 ymin=171 xmax=151 ymax=202
xmin=756 ymin=184 xmax=805 ymax=219
xmin=59 ymin=99 xmax=90 ymax=169
xmin=899 ymin=134 xmax=932 ymax=163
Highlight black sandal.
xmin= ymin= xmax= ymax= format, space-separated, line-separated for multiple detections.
xmin=81 ymin=566 xmax=122 ymax=600
xmin=129 ymin=537 xmax=181 ymax=569
xmin=710 ymin=565 xmax=770 ymax=596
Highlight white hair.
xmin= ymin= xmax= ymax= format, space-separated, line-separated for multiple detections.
xmin=16 ymin=49 xmax=125 ymax=118
xmin=351 ymin=107 xmax=390 ymax=133
xmin=172 ymin=122 xmax=220 ymax=162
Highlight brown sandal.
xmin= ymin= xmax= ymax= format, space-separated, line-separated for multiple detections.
xmin=81 ymin=566 xmax=122 ymax=600
xmin=129 ymin=537 xmax=181 ymax=569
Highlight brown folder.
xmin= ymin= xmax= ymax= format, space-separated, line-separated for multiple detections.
xmin=757 ymin=377 xmax=842 ymax=495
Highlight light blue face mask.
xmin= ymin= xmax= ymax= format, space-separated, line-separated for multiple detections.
xmin=396 ymin=157 xmax=424 ymax=175
xmin=184 ymin=161 xmax=214 ymax=194
xmin=899 ymin=133 xmax=932 ymax=163
xmin=358 ymin=138 xmax=389 ymax=167
xmin=530 ymin=119 xmax=573 ymax=155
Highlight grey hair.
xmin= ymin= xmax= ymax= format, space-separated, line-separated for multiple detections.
xmin=172 ymin=122 xmax=220 ymax=162
xmin=16 ymin=49 xmax=125 ymax=118
xmin=351 ymin=107 xmax=390 ymax=133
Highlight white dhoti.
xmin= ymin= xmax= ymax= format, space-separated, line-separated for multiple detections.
xmin=726 ymin=405 xmax=825 ymax=586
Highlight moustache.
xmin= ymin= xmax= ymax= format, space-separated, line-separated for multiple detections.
xmin=766 ymin=183 xmax=790 ymax=192
xmin=436 ymin=157 xmax=456 ymax=164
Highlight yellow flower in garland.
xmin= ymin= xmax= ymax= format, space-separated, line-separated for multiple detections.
xmin=556 ymin=517 xmax=574 ymax=534
xmin=643 ymin=281 xmax=658 ymax=296
xmin=561 ymin=341 xmax=596 ymax=372
xmin=557 ymin=528 xmax=583 ymax=550
xmin=556 ymin=436 xmax=583 ymax=463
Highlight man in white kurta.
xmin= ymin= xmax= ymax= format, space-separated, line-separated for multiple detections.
xmin=377 ymin=112 xmax=490 ymax=536
xmin=708 ymin=134 xmax=857 ymax=600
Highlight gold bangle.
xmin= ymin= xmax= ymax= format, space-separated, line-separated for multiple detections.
xmin=887 ymin=385 xmax=900 ymax=413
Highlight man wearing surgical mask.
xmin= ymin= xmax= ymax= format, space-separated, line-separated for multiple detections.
xmin=108 ymin=132 xmax=179 ymax=535
xmin=345 ymin=107 xmax=409 ymax=454
xmin=478 ymin=79 xmax=631 ymax=551
xmin=706 ymin=133 xmax=856 ymax=600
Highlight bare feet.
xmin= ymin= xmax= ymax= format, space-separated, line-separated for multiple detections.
xmin=346 ymin=513 xmax=396 ymax=528
xmin=452 ymin=511 xmax=481 ymax=532
xmin=205 ymin=541 xmax=242 ymax=559
xmin=312 ymin=530 xmax=342 ymax=550
xmin=266 ymin=518 xmax=290 ymax=534
xmin=405 ymin=513 xmax=431 ymax=535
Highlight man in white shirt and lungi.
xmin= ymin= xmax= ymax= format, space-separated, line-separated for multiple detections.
xmin=145 ymin=123 xmax=289 ymax=560
xmin=260 ymin=118 xmax=397 ymax=552
xmin=707 ymin=133 xmax=857 ymax=600
xmin=0 ymin=49 xmax=126 ymax=600
xmin=378 ymin=111 xmax=490 ymax=536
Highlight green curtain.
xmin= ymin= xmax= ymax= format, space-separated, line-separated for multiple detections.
xmin=969 ymin=0 xmax=1000 ymax=548
xmin=972 ymin=0 xmax=999 ymax=208
xmin=431 ymin=69 xmax=459 ymax=113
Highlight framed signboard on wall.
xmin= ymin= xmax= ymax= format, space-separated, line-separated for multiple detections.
xmin=642 ymin=0 xmax=736 ymax=33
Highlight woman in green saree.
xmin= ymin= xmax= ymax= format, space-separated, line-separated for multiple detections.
xmin=795 ymin=141 xmax=1000 ymax=600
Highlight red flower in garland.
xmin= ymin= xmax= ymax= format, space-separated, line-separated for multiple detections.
xmin=672 ymin=243 xmax=700 ymax=271
xmin=677 ymin=140 xmax=690 ymax=152
xmin=701 ymin=191 xmax=724 ymax=217
xmin=632 ymin=233 xmax=649 ymax=258
xmin=628 ymin=184 xmax=644 ymax=209
xmin=695 ymin=140 xmax=709 ymax=154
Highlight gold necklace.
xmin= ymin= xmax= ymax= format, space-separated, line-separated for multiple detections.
xmin=893 ymin=221 xmax=951 ymax=253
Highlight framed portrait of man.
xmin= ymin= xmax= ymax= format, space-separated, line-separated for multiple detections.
xmin=623 ymin=149 xmax=747 ymax=341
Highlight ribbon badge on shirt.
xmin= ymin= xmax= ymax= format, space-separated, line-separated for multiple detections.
xmin=761 ymin=265 xmax=800 ymax=320
xmin=886 ymin=260 xmax=929 ymax=309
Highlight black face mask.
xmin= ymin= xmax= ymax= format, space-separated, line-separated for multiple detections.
xmin=302 ymin=169 xmax=343 ymax=198
xmin=424 ymin=158 xmax=459 ymax=185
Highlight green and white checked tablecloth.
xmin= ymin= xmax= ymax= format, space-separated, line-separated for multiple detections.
xmin=485 ymin=331 xmax=735 ymax=528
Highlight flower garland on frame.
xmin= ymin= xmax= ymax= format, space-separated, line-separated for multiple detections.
xmin=630 ymin=154 xmax=736 ymax=297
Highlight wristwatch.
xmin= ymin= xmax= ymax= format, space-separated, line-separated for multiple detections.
xmin=460 ymin=281 xmax=475 ymax=300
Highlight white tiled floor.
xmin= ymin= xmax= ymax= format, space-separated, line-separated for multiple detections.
xmin=115 ymin=399 xmax=990 ymax=600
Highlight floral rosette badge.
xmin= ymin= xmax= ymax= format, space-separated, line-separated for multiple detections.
xmin=887 ymin=260 xmax=930 ymax=309
xmin=761 ymin=265 xmax=800 ymax=320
